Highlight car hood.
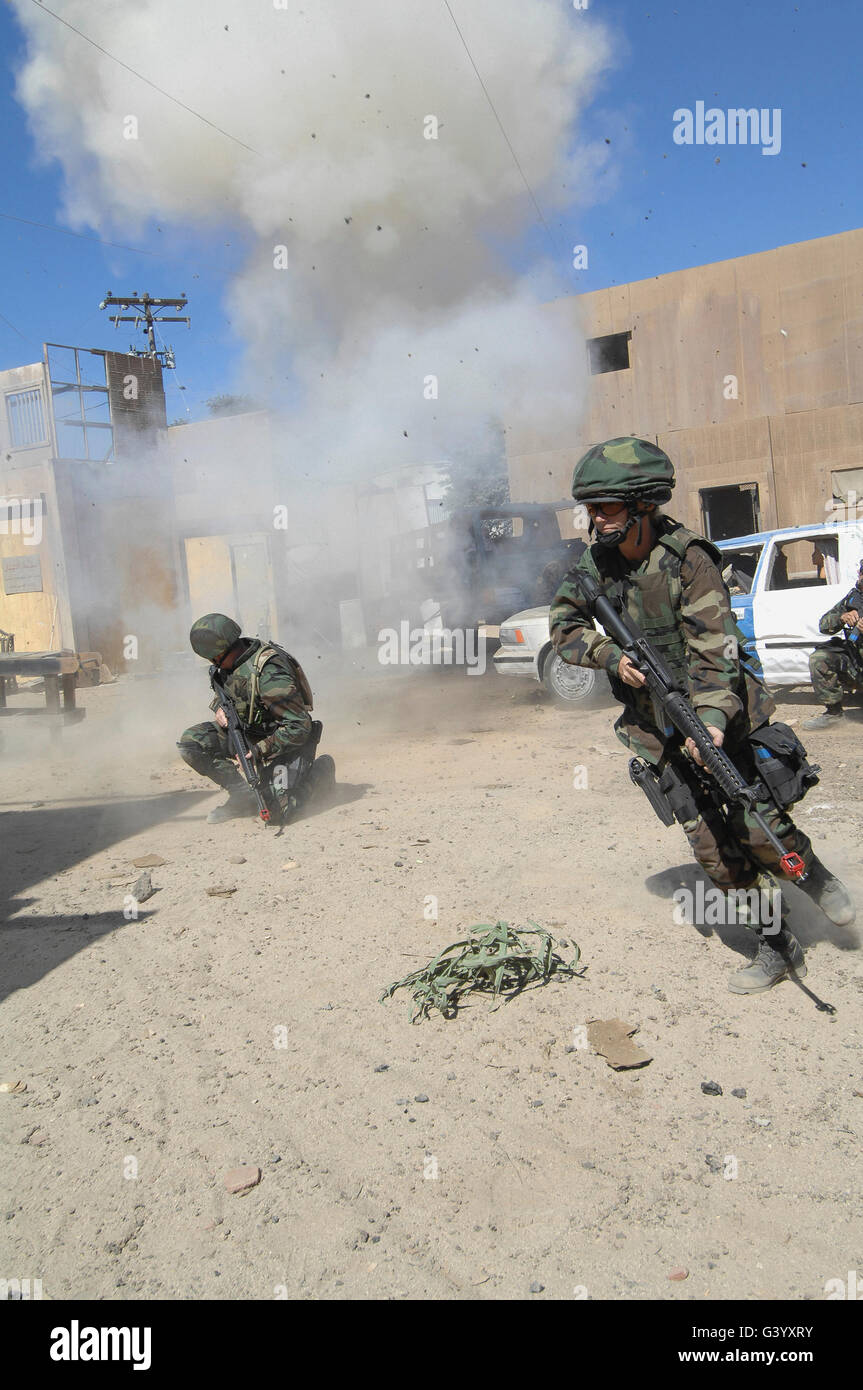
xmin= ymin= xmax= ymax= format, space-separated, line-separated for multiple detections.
xmin=499 ymin=606 xmax=550 ymax=625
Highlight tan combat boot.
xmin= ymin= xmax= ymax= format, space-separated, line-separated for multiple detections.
xmin=727 ymin=928 xmax=807 ymax=994
xmin=796 ymin=857 xmax=855 ymax=926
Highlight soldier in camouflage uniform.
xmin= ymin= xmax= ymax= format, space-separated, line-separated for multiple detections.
xmin=179 ymin=614 xmax=335 ymax=824
xmin=802 ymin=557 xmax=863 ymax=730
xmin=549 ymin=438 xmax=854 ymax=995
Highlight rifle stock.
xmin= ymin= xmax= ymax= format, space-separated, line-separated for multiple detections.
xmin=573 ymin=572 xmax=806 ymax=880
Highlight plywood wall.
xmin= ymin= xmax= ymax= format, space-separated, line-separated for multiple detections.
xmin=0 ymin=455 xmax=76 ymax=653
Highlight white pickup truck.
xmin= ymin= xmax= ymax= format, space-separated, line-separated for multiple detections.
xmin=492 ymin=520 xmax=863 ymax=702
xmin=717 ymin=520 xmax=863 ymax=687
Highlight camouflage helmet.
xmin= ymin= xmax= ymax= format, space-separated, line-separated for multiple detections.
xmin=189 ymin=613 xmax=242 ymax=661
xmin=571 ymin=437 xmax=675 ymax=505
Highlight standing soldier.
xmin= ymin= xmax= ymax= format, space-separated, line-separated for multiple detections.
xmin=178 ymin=614 xmax=334 ymax=824
xmin=549 ymin=438 xmax=854 ymax=995
xmin=803 ymin=556 xmax=863 ymax=730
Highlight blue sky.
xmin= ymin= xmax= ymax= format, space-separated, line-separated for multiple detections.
xmin=0 ymin=0 xmax=860 ymax=421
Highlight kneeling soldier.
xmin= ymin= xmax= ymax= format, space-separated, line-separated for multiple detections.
xmin=803 ymin=556 xmax=863 ymax=730
xmin=179 ymin=613 xmax=335 ymax=824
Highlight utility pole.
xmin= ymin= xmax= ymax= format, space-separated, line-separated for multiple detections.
xmin=99 ymin=291 xmax=190 ymax=369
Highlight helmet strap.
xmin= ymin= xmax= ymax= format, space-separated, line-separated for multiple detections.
xmin=594 ymin=505 xmax=639 ymax=549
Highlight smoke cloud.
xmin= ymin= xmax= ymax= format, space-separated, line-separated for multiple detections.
xmin=12 ymin=0 xmax=613 ymax=475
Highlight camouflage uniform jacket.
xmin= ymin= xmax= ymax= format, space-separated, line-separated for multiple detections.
xmin=818 ymin=584 xmax=863 ymax=635
xmin=549 ymin=515 xmax=775 ymax=765
xmin=210 ymin=639 xmax=314 ymax=760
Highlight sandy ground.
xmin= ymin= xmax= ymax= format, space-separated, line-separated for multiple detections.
xmin=1 ymin=659 xmax=861 ymax=1302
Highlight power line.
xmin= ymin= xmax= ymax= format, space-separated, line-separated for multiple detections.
xmin=441 ymin=0 xmax=570 ymax=275
xmin=152 ymin=320 xmax=193 ymax=416
xmin=29 ymin=0 xmax=259 ymax=155
xmin=100 ymin=290 xmax=189 ymax=367
xmin=0 ymin=310 xmax=26 ymax=339
xmin=0 ymin=210 xmax=162 ymax=257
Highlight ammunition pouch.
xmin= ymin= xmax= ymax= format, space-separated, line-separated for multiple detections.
xmin=842 ymin=630 xmax=863 ymax=672
xmin=748 ymin=721 xmax=820 ymax=812
xmin=266 ymin=720 xmax=323 ymax=798
xmin=658 ymin=760 xmax=703 ymax=823
xmin=629 ymin=757 xmax=702 ymax=827
xmin=629 ymin=758 xmax=675 ymax=826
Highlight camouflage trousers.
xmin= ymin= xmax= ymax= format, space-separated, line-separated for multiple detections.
xmin=809 ymin=639 xmax=863 ymax=706
xmin=177 ymin=720 xmax=321 ymax=817
xmin=661 ymin=748 xmax=813 ymax=893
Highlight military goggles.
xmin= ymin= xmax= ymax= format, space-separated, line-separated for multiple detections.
xmin=585 ymin=499 xmax=629 ymax=517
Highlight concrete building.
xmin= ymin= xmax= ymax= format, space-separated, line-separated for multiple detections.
xmin=507 ymin=228 xmax=863 ymax=539
xmin=18 ymin=228 xmax=855 ymax=664
xmin=0 ymin=344 xmax=175 ymax=666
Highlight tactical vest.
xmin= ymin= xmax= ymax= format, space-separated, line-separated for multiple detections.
xmin=246 ymin=642 xmax=314 ymax=727
xmin=581 ymin=521 xmax=723 ymax=689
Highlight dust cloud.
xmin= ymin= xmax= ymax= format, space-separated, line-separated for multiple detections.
xmin=7 ymin=1 xmax=616 ymax=762
xmin=12 ymin=0 xmax=613 ymax=473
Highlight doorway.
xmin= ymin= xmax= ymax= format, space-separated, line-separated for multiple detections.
xmin=183 ymin=533 xmax=276 ymax=639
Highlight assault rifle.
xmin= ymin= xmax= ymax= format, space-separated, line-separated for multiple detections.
xmin=209 ymin=664 xmax=275 ymax=824
xmin=573 ymin=572 xmax=807 ymax=880
xmin=839 ymin=584 xmax=863 ymax=662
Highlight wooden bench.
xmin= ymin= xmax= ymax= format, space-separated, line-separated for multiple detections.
xmin=0 ymin=650 xmax=87 ymax=732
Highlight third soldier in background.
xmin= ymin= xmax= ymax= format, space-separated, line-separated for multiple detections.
xmin=803 ymin=555 xmax=863 ymax=730
xmin=550 ymin=437 xmax=854 ymax=995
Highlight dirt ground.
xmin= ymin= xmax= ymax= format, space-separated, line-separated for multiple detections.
xmin=1 ymin=659 xmax=861 ymax=1301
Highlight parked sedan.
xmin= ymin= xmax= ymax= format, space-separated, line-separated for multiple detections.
xmin=493 ymin=606 xmax=610 ymax=704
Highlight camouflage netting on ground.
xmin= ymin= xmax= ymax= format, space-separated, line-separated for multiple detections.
xmin=381 ymin=921 xmax=583 ymax=1023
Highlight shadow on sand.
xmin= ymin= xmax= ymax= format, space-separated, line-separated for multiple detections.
xmin=645 ymin=860 xmax=858 ymax=954
xmin=0 ymin=789 xmax=209 ymax=1003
